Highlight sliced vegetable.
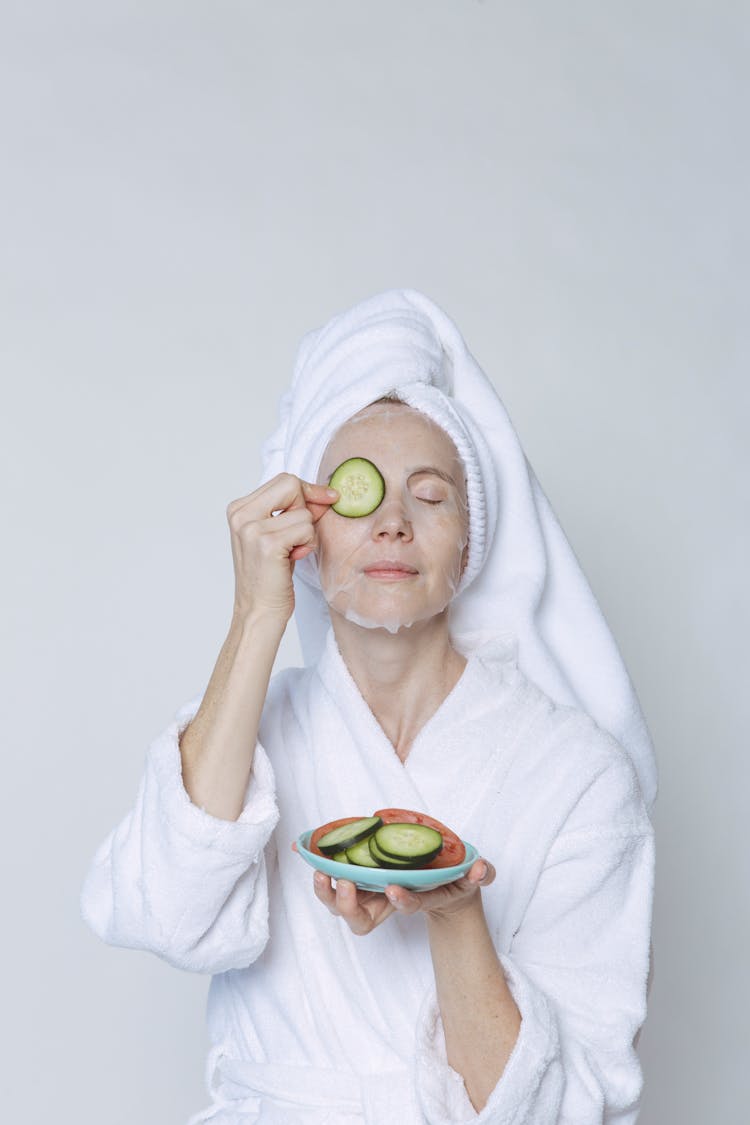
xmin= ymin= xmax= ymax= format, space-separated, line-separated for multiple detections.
xmin=316 ymin=815 xmax=383 ymax=856
xmin=373 ymin=823 xmax=443 ymax=865
xmin=374 ymin=807 xmax=466 ymax=868
xmin=306 ymin=807 xmax=467 ymax=871
xmin=328 ymin=457 xmax=385 ymax=518
xmin=344 ymin=838 xmax=381 ymax=867
xmin=368 ymin=834 xmax=415 ymax=868
xmin=310 ymin=816 xmax=369 ymax=858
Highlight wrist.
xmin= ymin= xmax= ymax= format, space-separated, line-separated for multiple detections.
xmin=231 ymin=606 xmax=289 ymax=635
xmin=426 ymin=886 xmax=485 ymax=931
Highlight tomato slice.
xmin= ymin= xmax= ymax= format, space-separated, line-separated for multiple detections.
xmin=308 ymin=816 xmax=370 ymax=858
xmin=373 ymin=807 xmax=466 ymax=868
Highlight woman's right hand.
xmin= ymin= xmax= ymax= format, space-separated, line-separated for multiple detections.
xmin=226 ymin=473 xmax=339 ymax=624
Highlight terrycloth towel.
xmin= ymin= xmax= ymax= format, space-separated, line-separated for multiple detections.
xmin=258 ymin=288 xmax=658 ymax=816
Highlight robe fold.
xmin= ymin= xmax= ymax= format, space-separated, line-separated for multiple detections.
xmin=81 ymin=624 xmax=655 ymax=1124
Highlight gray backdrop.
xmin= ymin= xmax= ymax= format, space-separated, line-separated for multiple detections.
xmin=2 ymin=1 xmax=747 ymax=1122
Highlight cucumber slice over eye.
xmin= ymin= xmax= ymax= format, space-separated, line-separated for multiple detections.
xmin=327 ymin=458 xmax=385 ymax=518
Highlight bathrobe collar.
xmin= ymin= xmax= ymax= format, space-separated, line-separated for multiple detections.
xmin=311 ymin=622 xmax=520 ymax=833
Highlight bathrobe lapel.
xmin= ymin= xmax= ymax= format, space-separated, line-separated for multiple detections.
xmin=312 ymin=625 xmax=455 ymax=815
xmin=307 ymin=624 xmax=521 ymax=848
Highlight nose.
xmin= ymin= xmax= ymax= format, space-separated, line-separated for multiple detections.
xmin=370 ymin=497 xmax=413 ymax=541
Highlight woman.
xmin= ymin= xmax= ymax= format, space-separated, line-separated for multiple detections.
xmin=81 ymin=289 xmax=657 ymax=1123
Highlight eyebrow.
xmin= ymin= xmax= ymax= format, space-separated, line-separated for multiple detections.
xmin=408 ymin=466 xmax=458 ymax=488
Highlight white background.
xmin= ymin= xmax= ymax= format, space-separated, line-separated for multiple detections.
xmin=2 ymin=2 xmax=747 ymax=1121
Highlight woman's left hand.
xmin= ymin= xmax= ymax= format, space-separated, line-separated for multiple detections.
xmin=311 ymin=858 xmax=495 ymax=935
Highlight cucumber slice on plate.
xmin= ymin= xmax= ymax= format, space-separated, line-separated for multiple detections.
xmin=373 ymin=823 xmax=443 ymax=866
xmin=368 ymin=834 xmax=415 ymax=869
xmin=344 ymin=837 xmax=381 ymax=867
xmin=327 ymin=458 xmax=385 ymax=517
xmin=316 ymin=815 xmax=383 ymax=856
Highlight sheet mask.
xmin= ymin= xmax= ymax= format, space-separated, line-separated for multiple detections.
xmin=314 ymin=403 xmax=470 ymax=635
xmin=257 ymin=288 xmax=658 ymax=816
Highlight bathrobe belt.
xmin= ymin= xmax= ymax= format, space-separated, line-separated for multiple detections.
xmin=205 ymin=1051 xmax=423 ymax=1121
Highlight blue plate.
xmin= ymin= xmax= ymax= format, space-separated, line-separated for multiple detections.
xmin=296 ymin=830 xmax=479 ymax=893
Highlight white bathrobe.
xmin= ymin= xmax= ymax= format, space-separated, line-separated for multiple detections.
xmin=81 ymin=625 xmax=655 ymax=1124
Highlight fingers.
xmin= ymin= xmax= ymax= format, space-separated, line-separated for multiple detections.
xmin=269 ymin=475 xmax=339 ymax=520
xmin=301 ymin=479 xmax=340 ymax=523
xmin=441 ymin=858 xmax=495 ymax=896
xmin=313 ymin=874 xmax=395 ymax=935
xmin=313 ymin=871 xmax=339 ymax=913
xmin=384 ymin=857 xmax=496 ymax=917
xmin=310 ymin=858 xmax=496 ymax=931
xmin=227 ymin=474 xmax=339 ymax=524
xmin=467 ymin=858 xmax=496 ymax=887
xmin=225 ymin=471 xmax=341 ymax=622
xmin=384 ymin=886 xmax=421 ymax=914
xmin=334 ymin=879 xmax=372 ymax=933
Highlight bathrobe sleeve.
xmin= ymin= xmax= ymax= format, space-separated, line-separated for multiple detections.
xmin=80 ymin=695 xmax=280 ymax=975
xmin=414 ymin=750 xmax=655 ymax=1125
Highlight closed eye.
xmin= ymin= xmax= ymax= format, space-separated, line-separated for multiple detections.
xmin=417 ymin=497 xmax=444 ymax=505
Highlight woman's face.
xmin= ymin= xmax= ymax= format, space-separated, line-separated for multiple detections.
xmin=315 ymin=402 xmax=470 ymax=634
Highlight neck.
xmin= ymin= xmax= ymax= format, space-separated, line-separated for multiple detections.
xmin=330 ymin=611 xmax=467 ymax=762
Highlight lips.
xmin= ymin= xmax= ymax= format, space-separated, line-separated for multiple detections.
xmin=363 ymin=560 xmax=419 ymax=574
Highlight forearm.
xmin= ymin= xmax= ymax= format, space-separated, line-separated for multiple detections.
xmin=179 ymin=609 xmax=287 ymax=820
xmin=426 ymin=895 xmax=522 ymax=1113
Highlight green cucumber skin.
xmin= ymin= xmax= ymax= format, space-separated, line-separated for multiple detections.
xmin=368 ymin=836 xmax=416 ymax=869
xmin=316 ymin=816 xmax=383 ymax=856
xmin=374 ymin=824 xmax=443 ymax=865
xmin=328 ymin=457 xmax=385 ymax=518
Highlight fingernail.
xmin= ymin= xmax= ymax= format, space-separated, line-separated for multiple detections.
xmin=478 ymin=862 xmax=488 ymax=879
xmin=326 ymin=488 xmax=339 ymax=496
